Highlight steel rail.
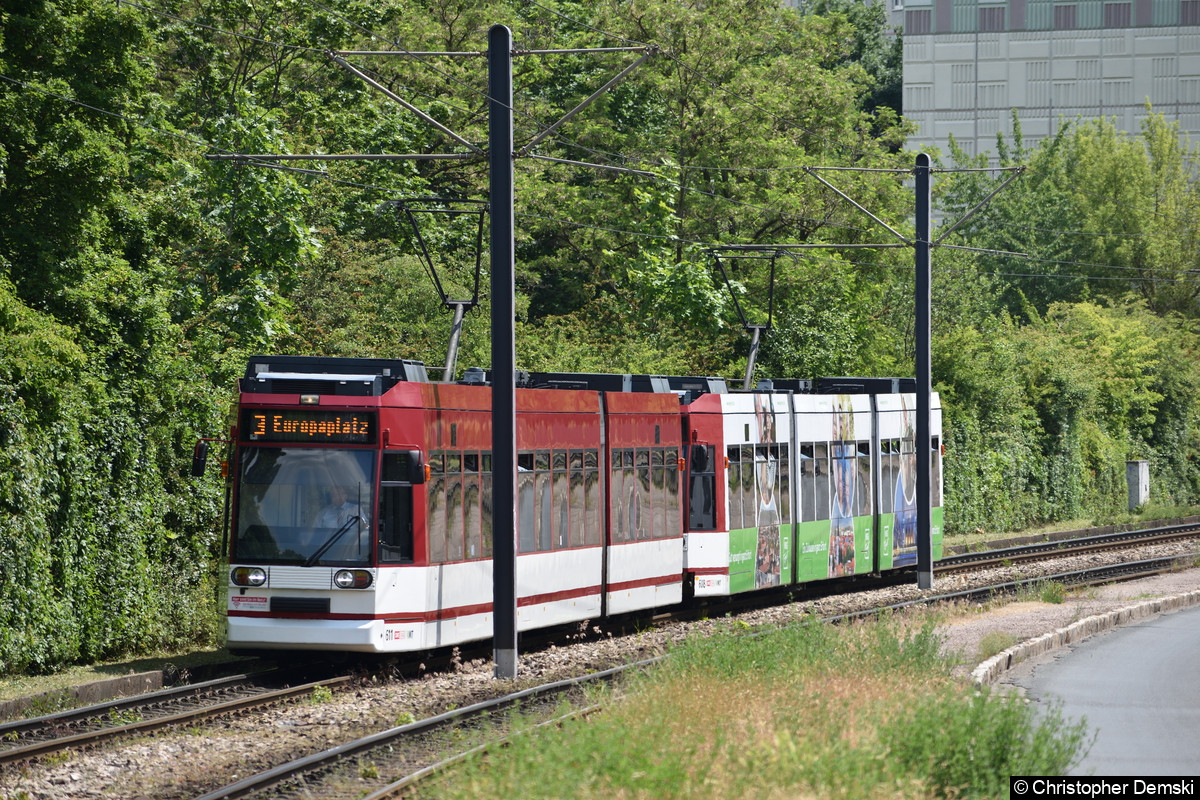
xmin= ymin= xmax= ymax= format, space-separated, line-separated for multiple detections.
xmin=391 ymin=554 xmax=1195 ymax=798
xmin=648 ymin=521 xmax=1200 ymax=630
xmin=194 ymin=547 xmax=1200 ymax=799
xmin=4 ymin=523 xmax=1193 ymax=784
xmin=0 ymin=674 xmax=353 ymax=766
xmin=363 ymin=704 xmax=604 ymax=799
xmin=0 ymin=670 xmax=275 ymax=738
xmin=194 ymin=661 xmax=654 ymax=800
xmin=836 ymin=555 xmax=1198 ymax=625
xmin=936 ymin=521 xmax=1200 ymax=573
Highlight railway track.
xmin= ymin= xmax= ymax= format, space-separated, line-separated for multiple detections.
xmin=0 ymin=670 xmax=354 ymax=767
xmin=936 ymin=520 xmax=1200 ymax=573
xmin=3 ymin=522 xmax=1196 ymax=795
xmin=190 ymin=536 xmax=1200 ymax=800
xmin=193 ymin=665 xmax=638 ymax=800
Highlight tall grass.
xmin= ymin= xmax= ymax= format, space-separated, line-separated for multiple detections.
xmin=421 ymin=616 xmax=1089 ymax=800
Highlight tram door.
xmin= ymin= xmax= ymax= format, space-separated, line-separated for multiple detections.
xmin=379 ymin=450 xmax=423 ymax=563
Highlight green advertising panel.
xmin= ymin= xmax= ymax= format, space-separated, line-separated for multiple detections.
xmin=933 ymin=506 xmax=944 ymax=560
xmin=728 ymin=524 xmax=793 ymax=594
xmin=732 ymin=508 xmax=942 ymax=591
xmin=794 ymin=516 xmax=876 ymax=582
xmin=796 ymin=519 xmax=830 ymax=583
xmin=879 ymin=512 xmax=895 ymax=571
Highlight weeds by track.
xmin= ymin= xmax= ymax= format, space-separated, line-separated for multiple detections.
xmin=191 ymin=525 xmax=1200 ymax=799
xmin=4 ymin=522 xmax=1196 ymax=793
xmin=192 ymin=665 xmax=640 ymax=800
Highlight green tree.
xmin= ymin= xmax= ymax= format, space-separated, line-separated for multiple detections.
xmin=505 ymin=0 xmax=914 ymax=375
xmin=795 ymin=0 xmax=903 ymax=119
xmin=0 ymin=0 xmax=224 ymax=673
xmin=938 ymin=111 xmax=1200 ymax=320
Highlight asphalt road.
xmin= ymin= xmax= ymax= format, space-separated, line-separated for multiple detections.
xmin=1007 ymin=604 xmax=1200 ymax=776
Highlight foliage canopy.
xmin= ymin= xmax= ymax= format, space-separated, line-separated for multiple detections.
xmin=0 ymin=0 xmax=1198 ymax=674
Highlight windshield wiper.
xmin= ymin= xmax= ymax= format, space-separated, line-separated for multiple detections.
xmin=304 ymin=515 xmax=367 ymax=567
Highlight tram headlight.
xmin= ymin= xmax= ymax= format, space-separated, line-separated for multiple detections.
xmin=231 ymin=566 xmax=267 ymax=587
xmin=333 ymin=569 xmax=373 ymax=589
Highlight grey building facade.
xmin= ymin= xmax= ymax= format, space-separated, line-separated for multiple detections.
xmin=896 ymin=0 xmax=1200 ymax=159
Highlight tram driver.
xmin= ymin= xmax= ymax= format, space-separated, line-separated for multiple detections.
xmin=307 ymin=484 xmax=370 ymax=563
xmin=316 ymin=484 xmax=361 ymax=529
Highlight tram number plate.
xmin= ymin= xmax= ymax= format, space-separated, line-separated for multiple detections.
xmin=384 ymin=627 xmax=416 ymax=643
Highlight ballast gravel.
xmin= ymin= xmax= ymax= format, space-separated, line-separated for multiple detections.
xmin=3 ymin=538 xmax=1198 ymax=800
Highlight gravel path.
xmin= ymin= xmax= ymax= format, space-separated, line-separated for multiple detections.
xmin=3 ymin=540 xmax=1198 ymax=800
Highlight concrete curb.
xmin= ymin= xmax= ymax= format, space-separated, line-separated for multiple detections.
xmin=971 ymin=589 xmax=1200 ymax=685
xmin=0 ymin=671 xmax=164 ymax=721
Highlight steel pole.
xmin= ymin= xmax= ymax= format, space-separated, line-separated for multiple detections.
xmin=915 ymin=153 xmax=933 ymax=590
xmin=489 ymin=25 xmax=518 ymax=678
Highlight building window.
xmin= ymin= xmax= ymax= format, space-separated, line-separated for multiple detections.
xmin=1078 ymin=59 xmax=1101 ymax=105
xmin=1183 ymin=0 xmax=1200 ymax=25
xmin=1183 ymin=78 xmax=1200 ymax=104
xmin=906 ymin=8 xmax=932 ymax=33
xmin=952 ymin=63 xmax=975 ymax=108
xmin=1054 ymin=4 xmax=1077 ymax=28
xmin=1103 ymin=2 xmax=1131 ymax=26
xmin=1029 ymin=60 xmax=1051 ymax=107
xmin=905 ymin=84 xmax=933 ymax=111
xmin=1104 ymin=79 xmax=1132 ymax=106
xmin=979 ymin=5 xmax=1006 ymax=30
xmin=978 ymin=82 xmax=1007 ymax=108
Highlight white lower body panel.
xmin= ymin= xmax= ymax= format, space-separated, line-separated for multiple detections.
xmin=606 ymin=538 xmax=684 ymax=614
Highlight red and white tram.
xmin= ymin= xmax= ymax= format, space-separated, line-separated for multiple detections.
xmin=214 ymin=357 xmax=941 ymax=654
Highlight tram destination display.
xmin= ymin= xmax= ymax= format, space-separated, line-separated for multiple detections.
xmin=241 ymin=409 xmax=377 ymax=443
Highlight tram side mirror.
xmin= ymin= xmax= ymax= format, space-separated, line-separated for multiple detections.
xmin=406 ymin=450 xmax=426 ymax=484
xmin=690 ymin=444 xmax=709 ymax=473
xmin=191 ymin=440 xmax=210 ymax=477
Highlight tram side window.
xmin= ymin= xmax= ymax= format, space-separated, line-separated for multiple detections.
xmin=651 ymin=448 xmax=665 ymax=539
xmin=584 ymin=449 xmax=601 ymax=546
xmin=463 ymin=453 xmax=482 ymax=559
xmin=752 ymin=443 xmax=789 ymax=526
xmin=726 ymin=446 xmax=743 ymax=529
xmin=445 ymin=451 xmax=465 ymax=561
xmin=379 ymin=485 xmax=413 ymax=563
xmin=878 ymin=440 xmax=894 ymax=515
xmin=512 ymin=448 xmax=600 ymax=551
xmin=813 ymin=442 xmax=831 ymax=521
xmin=648 ymin=447 xmax=679 ymax=540
xmin=536 ymin=450 xmax=552 ymax=551
xmin=569 ymin=451 xmax=585 ymax=547
xmin=799 ymin=444 xmax=816 ymax=523
xmin=891 ymin=438 xmax=903 ymax=514
xmin=481 ymin=452 xmax=494 ymax=557
xmin=664 ymin=446 xmax=680 ymax=536
xmin=776 ymin=444 xmax=791 ymax=525
xmin=626 ymin=449 xmax=640 ymax=540
xmin=637 ymin=448 xmax=652 ymax=539
xmin=856 ymin=442 xmax=873 ymax=517
xmin=518 ymin=452 xmax=536 ymax=553
xmin=427 ymin=450 xmax=446 ymax=562
xmin=553 ymin=451 xmax=569 ymax=549
xmin=740 ymin=445 xmax=756 ymax=528
xmin=610 ymin=449 xmax=626 ymax=543
xmin=932 ymin=437 xmax=943 ymax=506
xmin=461 ymin=451 xmax=495 ymax=560
xmin=688 ymin=444 xmax=717 ymax=532
xmin=615 ymin=449 xmax=642 ymax=542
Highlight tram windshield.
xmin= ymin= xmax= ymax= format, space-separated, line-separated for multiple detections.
xmin=233 ymin=447 xmax=375 ymax=566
